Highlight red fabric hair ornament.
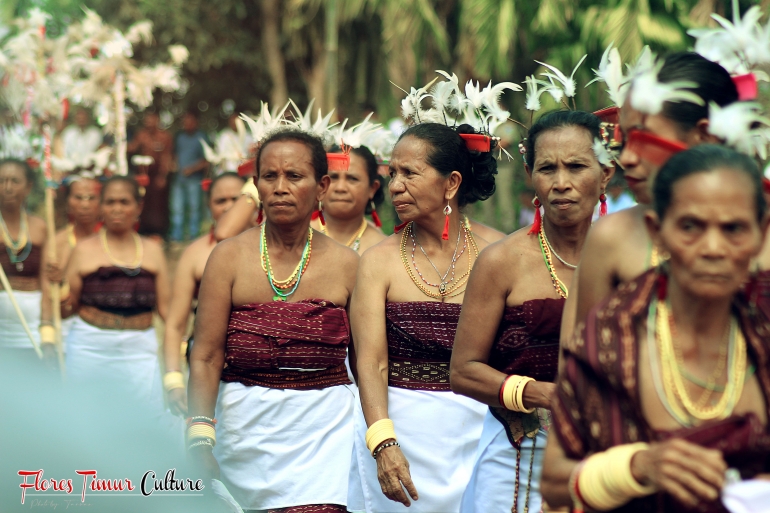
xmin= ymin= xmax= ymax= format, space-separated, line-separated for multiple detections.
xmin=459 ymin=133 xmax=492 ymax=152
xmin=201 ymin=178 xmax=212 ymax=192
xmin=732 ymin=74 xmax=758 ymax=101
xmin=237 ymin=159 xmax=256 ymax=177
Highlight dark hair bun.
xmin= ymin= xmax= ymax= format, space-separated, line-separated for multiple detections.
xmin=398 ymin=122 xmax=497 ymax=206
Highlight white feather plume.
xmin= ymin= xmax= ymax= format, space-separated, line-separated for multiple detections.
xmin=535 ymin=55 xmax=587 ymax=98
xmin=708 ymin=101 xmax=770 ymax=159
xmin=586 ymin=43 xmax=628 ymax=106
xmin=592 ymin=138 xmax=614 ymax=167
xmin=336 ymin=113 xmax=381 ymax=149
xmin=628 ymin=62 xmax=705 ymax=115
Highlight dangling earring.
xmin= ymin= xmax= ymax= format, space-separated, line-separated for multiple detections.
xmin=370 ymin=200 xmax=382 ymax=228
xmin=256 ymin=205 xmax=264 ymax=225
xmin=599 ymin=191 xmax=608 ymax=217
xmin=528 ymin=197 xmax=542 ymax=235
xmin=317 ymin=200 xmax=325 ymax=227
xmin=442 ymin=203 xmax=452 ymax=241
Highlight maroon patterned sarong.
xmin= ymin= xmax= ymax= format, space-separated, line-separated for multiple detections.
xmin=266 ymin=504 xmax=346 ymax=513
xmin=221 ymin=299 xmax=351 ymax=390
xmin=80 ymin=266 xmax=156 ymax=314
xmin=0 ymin=243 xmax=42 ymax=278
xmin=554 ymin=269 xmax=770 ymax=512
xmin=386 ymin=301 xmax=461 ymax=391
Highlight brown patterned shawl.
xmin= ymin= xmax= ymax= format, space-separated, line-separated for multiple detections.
xmin=553 ymin=269 xmax=770 ymax=512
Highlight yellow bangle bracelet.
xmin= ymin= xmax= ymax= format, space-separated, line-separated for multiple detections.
xmin=365 ymin=419 xmax=397 ymax=455
xmin=163 ymin=371 xmax=185 ymax=392
xmin=240 ymin=180 xmax=260 ymax=206
xmin=187 ymin=424 xmax=216 ymax=444
xmin=579 ymin=443 xmax=655 ymax=511
xmin=501 ymin=375 xmax=535 ymax=413
xmin=40 ymin=325 xmax=56 ymax=345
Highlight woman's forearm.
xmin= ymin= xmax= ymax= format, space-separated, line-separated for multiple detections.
xmin=450 ymin=360 xmax=507 ymax=406
xmin=357 ymin=356 xmax=391 ymax=426
xmin=187 ymin=353 xmax=224 ymax=417
xmin=163 ymin=320 xmax=186 ymax=372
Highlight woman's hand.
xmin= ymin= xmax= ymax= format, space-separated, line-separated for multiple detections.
xmin=522 ymin=381 xmax=556 ymax=410
xmin=46 ymin=262 xmax=63 ymax=284
xmin=376 ymin=443 xmax=419 ymax=507
xmin=167 ymin=387 xmax=188 ymax=417
xmin=189 ymin=446 xmax=220 ymax=481
xmin=630 ymin=439 xmax=727 ymax=508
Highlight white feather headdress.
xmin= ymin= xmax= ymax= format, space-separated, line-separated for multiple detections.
xmin=238 ymin=101 xmax=291 ymax=145
xmin=627 ymin=60 xmax=705 ymax=116
xmin=287 ymin=99 xmax=338 ymax=143
xmin=708 ymin=102 xmax=770 ymax=159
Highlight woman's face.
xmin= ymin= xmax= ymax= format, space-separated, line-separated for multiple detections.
xmin=530 ymin=126 xmax=613 ymax=228
xmin=208 ymin=177 xmax=243 ymax=223
xmin=616 ymin=97 xmax=715 ymax=205
xmin=652 ymin=169 xmax=764 ymax=301
xmin=101 ymin=182 xmax=141 ymax=233
xmin=67 ymin=179 xmax=100 ymax=227
xmin=388 ymin=136 xmax=459 ymax=221
xmin=257 ymin=140 xmax=329 ymax=225
xmin=323 ymin=153 xmax=379 ymax=220
xmin=0 ymin=163 xmax=31 ymax=209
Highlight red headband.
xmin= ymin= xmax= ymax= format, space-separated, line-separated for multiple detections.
xmin=626 ymin=130 xmax=688 ymax=167
xmin=593 ymin=106 xmax=619 ymax=124
xmin=327 ymin=153 xmax=350 ymax=172
xmin=237 ymin=159 xmax=255 ymax=177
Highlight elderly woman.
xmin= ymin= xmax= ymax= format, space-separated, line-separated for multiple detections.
xmin=0 ymin=158 xmax=51 ymax=360
xmin=561 ymin=52 xmax=741 ymax=346
xmin=162 ymin=172 xmax=244 ymax=416
xmin=450 ymin=111 xmax=613 ymax=513
xmin=348 ymin=123 xmax=496 ymax=512
xmin=65 ymin=176 xmax=175 ymax=430
xmin=187 ymin=129 xmax=359 ymax=512
xmin=542 ymin=145 xmax=770 ymax=513
xmin=315 ymin=145 xmax=386 ymax=253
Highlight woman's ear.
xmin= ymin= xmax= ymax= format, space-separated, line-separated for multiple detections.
xmin=644 ymin=209 xmax=663 ymax=249
xmin=369 ymin=178 xmax=381 ymax=200
xmin=600 ymin=164 xmax=616 ymax=190
xmin=444 ymin=170 xmax=463 ymax=201
xmin=524 ymin=163 xmax=532 ymax=177
xmin=317 ymin=174 xmax=331 ymax=202
xmin=690 ymin=118 xmax=721 ymax=145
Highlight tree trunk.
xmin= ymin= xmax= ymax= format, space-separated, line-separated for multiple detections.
xmin=324 ymin=0 xmax=339 ymax=114
xmin=261 ymin=0 xmax=288 ymax=107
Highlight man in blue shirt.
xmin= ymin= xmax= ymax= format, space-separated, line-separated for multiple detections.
xmin=170 ymin=111 xmax=210 ymax=241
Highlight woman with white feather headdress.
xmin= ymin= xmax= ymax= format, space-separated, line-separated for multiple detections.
xmin=311 ymin=113 xmax=386 ymax=254
xmin=544 ymin=30 xmax=770 ymax=513
xmin=348 ymin=71 xmax=510 ymax=513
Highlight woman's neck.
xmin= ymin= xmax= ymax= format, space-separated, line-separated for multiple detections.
xmin=105 ymin=228 xmax=135 ymax=243
xmin=667 ymin=276 xmax=734 ymax=352
xmin=541 ymin=216 xmax=591 ymax=262
xmin=324 ymin=213 xmax=366 ymax=244
xmin=0 ymin=204 xmax=22 ymax=223
xmin=412 ymin=212 xmax=462 ymax=250
xmin=265 ymin=220 xmax=311 ymax=251
xmin=73 ymin=220 xmax=97 ymax=239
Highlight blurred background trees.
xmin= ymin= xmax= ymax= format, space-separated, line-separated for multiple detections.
xmin=4 ymin=0 xmax=769 ymax=232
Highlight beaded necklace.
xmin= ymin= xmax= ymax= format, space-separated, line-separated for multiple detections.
xmin=100 ymin=228 xmax=143 ymax=276
xmin=400 ymin=221 xmax=478 ymax=300
xmin=67 ymin=224 xmax=77 ymax=248
xmin=537 ymin=225 xmax=568 ymax=299
xmin=318 ymin=217 xmax=367 ymax=251
xmin=412 ymin=221 xmax=464 ymax=295
xmin=541 ymin=225 xmax=577 ymax=269
xmin=260 ymin=224 xmax=312 ymax=301
xmin=0 ymin=209 xmax=32 ymax=272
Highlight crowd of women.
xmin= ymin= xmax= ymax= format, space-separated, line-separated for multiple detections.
xmin=2 ymin=41 xmax=770 ymax=513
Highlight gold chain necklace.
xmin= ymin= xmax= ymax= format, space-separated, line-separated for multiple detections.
xmin=67 ymin=224 xmax=77 ymax=248
xmin=537 ymin=225 xmax=568 ymax=299
xmin=400 ymin=221 xmax=478 ymax=299
xmin=99 ymin=228 xmax=143 ymax=269
xmin=656 ymin=298 xmax=746 ymax=422
xmin=319 ymin=217 xmax=368 ymax=251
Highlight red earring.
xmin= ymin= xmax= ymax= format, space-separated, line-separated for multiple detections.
xmin=256 ymin=205 xmax=264 ymax=225
xmin=528 ymin=197 xmax=542 ymax=235
xmin=599 ymin=192 xmax=608 ymax=217
xmin=370 ymin=200 xmax=382 ymax=228
xmin=442 ymin=204 xmax=452 ymax=241
xmin=317 ymin=200 xmax=325 ymax=227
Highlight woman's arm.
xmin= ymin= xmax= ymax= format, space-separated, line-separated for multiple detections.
xmin=187 ymin=242 xmax=234 ymax=479
xmin=451 ymin=245 xmax=555 ymax=409
xmin=64 ymin=245 xmax=84 ymax=312
xmin=150 ymin=240 xmax=171 ymax=322
xmin=213 ymin=194 xmax=257 ymax=241
xmin=352 ymin=247 xmax=418 ymax=507
xmin=541 ymin=426 xmax=581 ymax=508
xmin=163 ymin=245 xmax=198 ymax=415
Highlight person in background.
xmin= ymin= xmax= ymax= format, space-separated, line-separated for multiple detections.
xmin=60 ymin=108 xmax=103 ymax=166
xmin=214 ymin=113 xmax=252 ymax=175
xmin=128 ymin=112 xmax=173 ymax=239
xmin=603 ymin=173 xmax=636 ymax=215
xmin=170 ymin=111 xmax=210 ymax=242
xmin=163 ymin=172 xmax=245 ymax=417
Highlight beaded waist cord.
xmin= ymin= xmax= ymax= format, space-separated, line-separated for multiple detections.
xmin=221 ymin=362 xmax=351 ymax=390
xmin=387 ymin=358 xmax=451 ymax=391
